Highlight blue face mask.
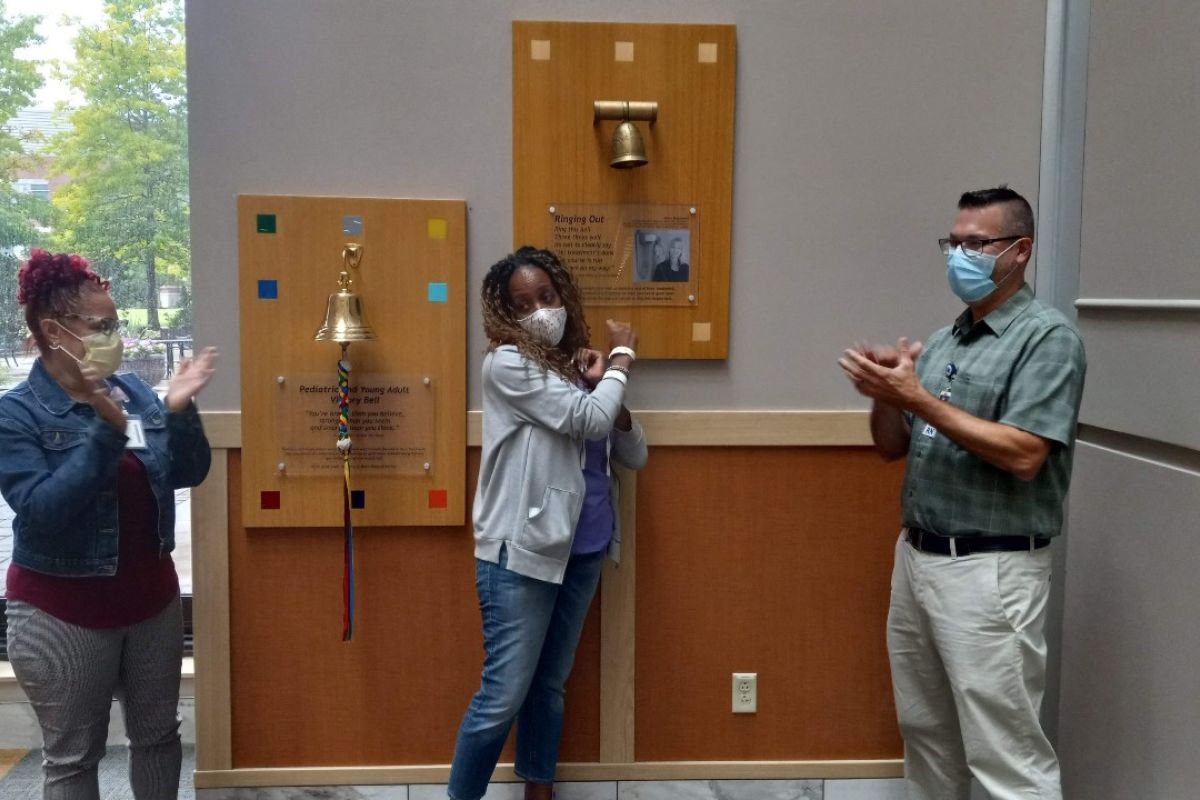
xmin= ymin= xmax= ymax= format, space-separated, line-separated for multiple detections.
xmin=945 ymin=239 xmax=1021 ymax=303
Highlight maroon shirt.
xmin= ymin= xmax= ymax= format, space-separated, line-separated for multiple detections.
xmin=6 ymin=451 xmax=179 ymax=628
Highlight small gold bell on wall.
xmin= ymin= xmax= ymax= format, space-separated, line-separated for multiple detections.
xmin=594 ymin=100 xmax=658 ymax=170
xmin=610 ymin=121 xmax=648 ymax=169
xmin=315 ymin=245 xmax=377 ymax=344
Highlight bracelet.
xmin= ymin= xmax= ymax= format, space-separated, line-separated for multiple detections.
xmin=606 ymin=363 xmax=630 ymax=376
xmin=608 ymin=346 xmax=636 ymax=362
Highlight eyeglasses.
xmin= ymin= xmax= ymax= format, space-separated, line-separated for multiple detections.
xmin=64 ymin=314 xmax=126 ymax=335
xmin=938 ymin=236 xmax=1023 ymax=256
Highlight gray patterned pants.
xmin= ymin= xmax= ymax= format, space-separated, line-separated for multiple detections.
xmin=6 ymin=595 xmax=183 ymax=800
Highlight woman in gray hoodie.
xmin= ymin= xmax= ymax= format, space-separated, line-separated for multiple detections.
xmin=449 ymin=247 xmax=646 ymax=800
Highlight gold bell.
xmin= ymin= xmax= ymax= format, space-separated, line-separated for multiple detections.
xmin=610 ymin=120 xmax=648 ymax=169
xmin=315 ymin=270 xmax=376 ymax=343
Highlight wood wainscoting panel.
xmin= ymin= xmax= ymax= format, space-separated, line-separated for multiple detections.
xmin=634 ymin=447 xmax=905 ymax=761
xmin=227 ymin=449 xmax=601 ymax=767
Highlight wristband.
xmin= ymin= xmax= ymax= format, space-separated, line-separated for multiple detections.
xmin=608 ymin=346 xmax=636 ymax=362
xmin=601 ymin=368 xmax=628 ymax=385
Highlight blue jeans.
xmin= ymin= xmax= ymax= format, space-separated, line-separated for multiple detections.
xmin=448 ymin=546 xmax=605 ymax=800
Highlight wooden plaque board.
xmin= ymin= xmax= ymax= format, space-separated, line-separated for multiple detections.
xmin=237 ymin=195 xmax=466 ymax=527
xmin=513 ymin=21 xmax=736 ymax=359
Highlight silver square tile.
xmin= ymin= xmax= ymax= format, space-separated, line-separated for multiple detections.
xmin=619 ymin=780 xmax=822 ymax=800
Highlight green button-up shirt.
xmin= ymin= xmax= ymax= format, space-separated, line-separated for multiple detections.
xmin=901 ymin=284 xmax=1086 ymax=538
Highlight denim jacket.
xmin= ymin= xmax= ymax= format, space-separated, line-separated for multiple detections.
xmin=0 ymin=359 xmax=211 ymax=577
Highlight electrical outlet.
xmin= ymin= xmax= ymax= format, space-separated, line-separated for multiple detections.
xmin=732 ymin=672 xmax=757 ymax=713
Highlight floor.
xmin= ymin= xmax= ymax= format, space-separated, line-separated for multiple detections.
xmin=192 ymin=779 xmax=912 ymax=800
xmin=0 ymin=745 xmax=196 ymax=799
xmin=0 ymin=750 xmax=917 ymax=800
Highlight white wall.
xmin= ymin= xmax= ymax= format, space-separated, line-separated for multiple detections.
xmin=186 ymin=0 xmax=1046 ymax=412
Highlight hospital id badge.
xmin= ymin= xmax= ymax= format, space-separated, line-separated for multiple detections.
xmin=125 ymin=416 xmax=148 ymax=450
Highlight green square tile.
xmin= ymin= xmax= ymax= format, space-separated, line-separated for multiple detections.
xmin=256 ymin=213 xmax=277 ymax=234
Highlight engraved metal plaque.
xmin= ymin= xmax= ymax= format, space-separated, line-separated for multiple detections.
xmin=547 ymin=203 xmax=698 ymax=306
xmin=275 ymin=373 xmax=434 ymax=476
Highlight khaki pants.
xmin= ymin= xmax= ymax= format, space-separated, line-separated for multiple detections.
xmin=887 ymin=531 xmax=1061 ymax=800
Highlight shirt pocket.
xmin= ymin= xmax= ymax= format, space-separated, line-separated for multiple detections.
xmin=39 ymin=428 xmax=88 ymax=451
xmin=951 ymin=374 xmax=1003 ymax=420
xmin=519 ymin=485 xmax=580 ymax=561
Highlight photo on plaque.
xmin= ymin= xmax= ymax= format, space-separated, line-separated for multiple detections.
xmin=634 ymin=229 xmax=690 ymax=283
xmin=547 ymin=203 xmax=698 ymax=306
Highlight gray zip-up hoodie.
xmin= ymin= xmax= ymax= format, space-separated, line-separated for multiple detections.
xmin=473 ymin=345 xmax=647 ymax=584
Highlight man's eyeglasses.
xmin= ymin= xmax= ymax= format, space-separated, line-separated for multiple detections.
xmin=64 ymin=314 xmax=127 ymax=335
xmin=938 ymin=236 xmax=1023 ymax=256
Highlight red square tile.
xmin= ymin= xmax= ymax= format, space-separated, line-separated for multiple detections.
xmin=261 ymin=490 xmax=281 ymax=510
xmin=428 ymin=489 xmax=448 ymax=509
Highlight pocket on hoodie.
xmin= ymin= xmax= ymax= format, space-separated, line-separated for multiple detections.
xmin=519 ymin=485 xmax=579 ymax=561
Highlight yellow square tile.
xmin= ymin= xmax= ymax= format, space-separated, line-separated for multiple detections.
xmin=698 ymin=42 xmax=718 ymax=63
xmin=427 ymin=218 xmax=447 ymax=240
xmin=530 ymin=39 xmax=551 ymax=61
xmin=692 ymin=322 xmax=712 ymax=342
xmin=614 ymin=41 xmax=634 ymax=62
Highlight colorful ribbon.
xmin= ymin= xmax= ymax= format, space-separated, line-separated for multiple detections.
xmin=338 ymin=352 xmax=356 ymax=641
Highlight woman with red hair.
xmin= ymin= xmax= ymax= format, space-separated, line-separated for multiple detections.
xmin=0 ymin=249 xmax=216 ymax=800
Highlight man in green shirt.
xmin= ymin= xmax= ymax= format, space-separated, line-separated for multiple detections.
xmin=839 ymin=187 xmax=1086 ymax=800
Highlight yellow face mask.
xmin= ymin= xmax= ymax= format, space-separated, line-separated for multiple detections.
xmin=54 ymin=323 xmax=125 ymax=379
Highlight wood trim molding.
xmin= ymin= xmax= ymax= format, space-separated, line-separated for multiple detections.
xmin=599 ymin=468 xmax=637 ymax=763
xmin=634 ymin=410 xmax=871 ymax=446
xmin=1075 ymin=298 xmax=1200 ymax=311
xmin=194 ymin=759 xmax=904 ymax=788
xmin=192 ymin=448 xmax=233 ymax=771
xmin=199 ymin=410 xmax=241 ymax=449
xmin=207 ymin=409 xmax=871 ymax=449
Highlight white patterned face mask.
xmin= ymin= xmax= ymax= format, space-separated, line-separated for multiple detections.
xmin=517 ymin=306 xmax=567 ymax=346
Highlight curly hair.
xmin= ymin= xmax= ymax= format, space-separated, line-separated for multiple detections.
xmin=17 ymin=249 xmax=111 ymax=350
xmin=482 ymin=246 xmax=590 ymax=381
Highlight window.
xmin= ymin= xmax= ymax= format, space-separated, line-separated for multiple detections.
xmin=0 ymin=0 xmax=191 ymax=657
xmin=13 ymin=178 xmax=48 ymax=201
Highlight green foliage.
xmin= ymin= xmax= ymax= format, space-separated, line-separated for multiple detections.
xmin=0 ymin=3 xmax=42 ymax=164
xmin=49 ymin=0 xmax=188 ymax=332
xmin=0 ymin=1 xmax=45 ymax=346
xmin=117 ymin=305 xmax=184 ymax=332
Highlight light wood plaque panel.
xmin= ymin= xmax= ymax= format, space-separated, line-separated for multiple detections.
xmin=513 ymin=21 xmax=736 ymax=358
xmin=227 ymin=450 xmax=603 ymax=767
xmin=635 ymin=447 xmax=905 ymax=760
xmin=237 ymin=195 xmax=466 ymax=527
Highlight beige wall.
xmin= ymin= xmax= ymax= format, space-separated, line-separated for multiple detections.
xmin=1058 ymin=0 xmax=1200 ymax=795
xmin=187 ymin=0 xmax=1046 ymax=413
